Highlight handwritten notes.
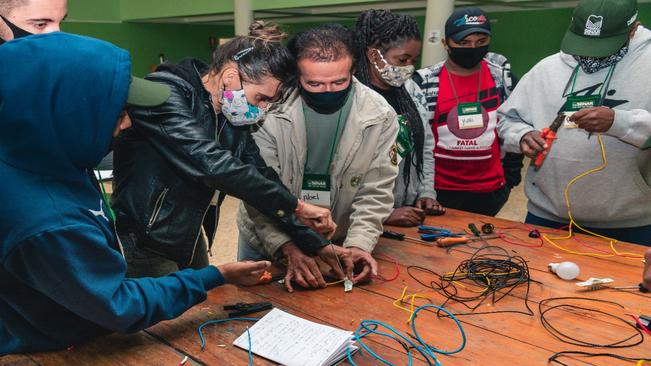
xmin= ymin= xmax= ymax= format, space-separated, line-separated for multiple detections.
xmin=232 ymin=308 xmax=357 ymax=366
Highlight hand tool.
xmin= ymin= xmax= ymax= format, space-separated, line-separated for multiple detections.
xmin=435 ymin=234 xmax=500 ymax=248
xmin=611 ymin=283 xmax=649 ymax=293
xmin=534 ymin=114 xmax=565 ymax=171
xmin=382 ymin=230 xmax=434 ymax=246
xmin=223 ymin=302 xmax=272 ymax=318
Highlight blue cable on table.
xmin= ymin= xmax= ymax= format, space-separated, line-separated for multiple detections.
xmin=347 ymin=304 xmax=466 ymax=366
xmin=198 ymin=317 xmax=259 ymax=366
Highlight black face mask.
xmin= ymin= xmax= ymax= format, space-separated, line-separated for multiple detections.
xmin=299 ymin=81 xmax=352 ymax=115
xmin=447 ymin=45 xmax=489 ymax=70
xmin=0 ymin=15 xmax=33 ymax=45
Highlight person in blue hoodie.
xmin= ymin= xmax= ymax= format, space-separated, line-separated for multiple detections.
xmin=0 ymin=32 xmax=273 ymax=355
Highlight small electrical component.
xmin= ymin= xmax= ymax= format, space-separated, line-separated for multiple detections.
xmin=259 ymin=270 xmax=272 ymax=282
xmin=576 ymin=277 xmax=614 ymax=291
xmin=638 ymin=315 xmax=650 ymax=330
xmin=344 ymin=278 xmax=353 ymax=293
xmin=481 ymin=223 xmax=495 ymax=235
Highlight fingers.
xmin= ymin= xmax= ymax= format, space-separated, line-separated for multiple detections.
xmin=353 ymin=264 xmax=371 ymax=284
xmin=568 ymin=108 xmax=592 ymax=121
xmin=293 ymin=271 xmax=309 ymax=289
xmin=247 ymin=260 xmax=272 ymax=272
xmin=431 ymin=203 xmax=446 ymax=216
xmin=520 ymin=132 xmax=547 ymax=158
xmin=309 ymin=260 xmax=327 ymax=288
xmin=284 ymin=271 xmax=294 ymax=293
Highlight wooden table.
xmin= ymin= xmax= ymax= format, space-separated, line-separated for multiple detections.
xmin=3 ymin=209 xmax=650 ymax=365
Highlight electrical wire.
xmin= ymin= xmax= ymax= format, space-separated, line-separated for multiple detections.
xmin=197 ymin=317 xmax=258 ymax=365
xmin=541 ymin=133 xmax=643 ymax=260
xmin=407 ymin=246 xmax=535 ymax=317
xmin=373 ymin=253 xmax=401 ymax=282
xmin=539 ymin=297 xmax=644 ymax=349
xmin=548 ymin=351 xmax=651 ymax=366
xmin=347 ymin=304 xmax=467 ymax=366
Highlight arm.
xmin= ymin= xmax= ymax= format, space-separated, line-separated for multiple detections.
xmin=605 ymin=108 xmax=651 ymax=147
xmin=238 ymin=131 xmax=329 ymax=255
xmin=343 ymin=113 xmax=400 ymax=253
xmin=405 ymin=79 xmax=436 ymax=200
xmin=4 ymin=225 xmax=223 ymax=333
xmin=128 ymin=76 xmax=297 ymax=228
xmin=497 ymin=71 xmax=538 ymax=154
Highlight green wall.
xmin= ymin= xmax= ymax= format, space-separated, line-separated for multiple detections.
xmin=62 ymin=22 xmax=233 ymax=76
xmin=64 ymin=2 xmax=651 ymax=78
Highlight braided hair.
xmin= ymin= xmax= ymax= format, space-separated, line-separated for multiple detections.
xmin=355 ymin=9 xmax=424 ymax=187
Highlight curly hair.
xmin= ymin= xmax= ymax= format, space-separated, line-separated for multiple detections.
xmin=355 ymin=9 xmax=425 ymax=186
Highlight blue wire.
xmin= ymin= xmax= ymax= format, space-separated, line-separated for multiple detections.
xmin=347 ymin=304 xmax=466 ymax=366
xmin=197 ymin=317 xmax=259 ymax=366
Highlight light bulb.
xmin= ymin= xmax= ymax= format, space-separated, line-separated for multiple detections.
xmin=548 ymin=261 xmax=580 ymax=280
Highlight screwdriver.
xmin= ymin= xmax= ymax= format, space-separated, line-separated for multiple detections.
xmin=436 ymin=234 xmax=500 ymax=248
xmin=382 ymin=230 xmax=434 ymax=246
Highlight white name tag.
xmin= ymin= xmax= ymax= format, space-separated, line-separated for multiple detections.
xmin=301 ymin=189 xmax=331 ymax=208
xmin=459 ymin=113 xmax=484 ymax=130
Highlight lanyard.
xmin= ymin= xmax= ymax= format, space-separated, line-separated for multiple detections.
xmin=446 ymin=65 xmax=482 ymax=105
xmin=303 ymin=106 xmax=345 ymax=175
xmin=562 ymin=64 xmax=616 ymax=105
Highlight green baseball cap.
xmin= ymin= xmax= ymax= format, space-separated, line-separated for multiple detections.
xmin=126 ymin=76 xmax=171 ymax=107
xmin=561 ymin=0 xmax=638 ymax=57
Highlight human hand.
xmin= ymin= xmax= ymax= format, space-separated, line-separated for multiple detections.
xmin=296 ymin=201 xmax=337 ymax=239
xmin=280 ymin=242 xmax=326 ymax=293
xmin=385 ymin=206 xmax=425 ymax=227
xmin=569 ymin=107 xmax=615 ymax=133
xmin=415 ymin=198 xmax=446 ymax=216
xmin=520 ymin=130 xmax=548 ymax=159
xmin=317 ymin=244 xmax=354 ymax=281
xmin=348 ymin=247 xmax=378 ymax=284
xmin=217 ymin=261 xmax=271 ymax=286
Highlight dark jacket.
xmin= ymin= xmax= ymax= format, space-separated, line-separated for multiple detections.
xmin=112 ymin=59 xmax=328 ymax=264
xmin=0 ymin=33 xmax=223 ymax=355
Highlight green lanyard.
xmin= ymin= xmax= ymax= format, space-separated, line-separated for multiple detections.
xmin=95 ymin=169 xmax=116 ymax=221
xmin=562 ymin=64 xmax=616 ymax=105
xmin=303 ymin=106 xmax=345 ymax=175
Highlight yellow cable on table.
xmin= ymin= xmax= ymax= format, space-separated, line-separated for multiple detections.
xmin=542 ymin=133 xmax=643 ymax=260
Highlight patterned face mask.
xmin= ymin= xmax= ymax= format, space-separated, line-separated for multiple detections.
xmin=574 ymin=45 xmax=629 ymax=74
xmin=373 ymin=49 xmax=415 ymax=87
xmin=220 ymin=88 xmax=267 ymax=126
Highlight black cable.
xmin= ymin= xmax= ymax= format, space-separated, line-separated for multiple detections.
xmin=539 ymin=297 xmax=644 ymax=349
xmin=549 ymin=351 xmax=651 ymax=366
xmin=407 ymin=246 xmax=535 ymax=317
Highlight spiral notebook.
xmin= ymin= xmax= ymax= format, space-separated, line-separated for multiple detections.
xmin=232 ymin=308 xmax=357 ymax=366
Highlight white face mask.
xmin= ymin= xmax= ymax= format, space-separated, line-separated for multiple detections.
xmin=219 ymin=88 xmax=267 ymax=126
xmin=373 ymin=49 xmax=415 ymax=87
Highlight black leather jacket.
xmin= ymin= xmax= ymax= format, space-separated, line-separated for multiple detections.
xmin=112 ymin=59 xmax=328 ymax=264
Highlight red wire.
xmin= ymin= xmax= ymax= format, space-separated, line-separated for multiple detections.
xmin=630 ymin=315 xmax=651 ymax=337
xmin=372 ymin=253 xmax=400 ymax=282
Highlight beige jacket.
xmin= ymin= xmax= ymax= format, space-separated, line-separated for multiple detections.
xmin=237 ymin=78 xmax=399 ymax=257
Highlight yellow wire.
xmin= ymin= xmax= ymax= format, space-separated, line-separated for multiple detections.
xmin=326 ymin=279 xmax=345 ymax=286
xmin=542 ymin=133 xmax=643 ymax=260
xmin=637 ymin=360 xmax=650 ymax=366
xmin=392 ymin=286 xmax=432 ymax=323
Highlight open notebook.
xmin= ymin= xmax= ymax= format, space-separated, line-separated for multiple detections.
xmin=233 ymin=308 xmax=358 ymax=366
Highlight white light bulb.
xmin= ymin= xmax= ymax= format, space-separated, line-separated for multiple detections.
xmin=548 ymin=261 xmax=580 ymax=280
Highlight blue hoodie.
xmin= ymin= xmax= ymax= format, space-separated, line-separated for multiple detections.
xmin=0 ymin=33 xmax=224 ymax=355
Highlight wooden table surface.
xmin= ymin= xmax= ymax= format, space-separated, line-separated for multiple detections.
xmin=3 ymin=209 xmax=650 ymax=366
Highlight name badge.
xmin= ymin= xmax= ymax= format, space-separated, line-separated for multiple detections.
xmin=301 ymin=174 xmax=331 ymax=208
xmin=563 ymin=95 xmax=601 ymax=128
xmin=396 ymin=115 xmax=414 ymax=158
xmin=457 ymin=103 xmax=484 ymax=130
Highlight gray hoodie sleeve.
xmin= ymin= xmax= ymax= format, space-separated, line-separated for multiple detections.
xmin=497 ymin=71 xmax=538 ymax=153
xmin=607 ymin=108 xmax=651 ymax=147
